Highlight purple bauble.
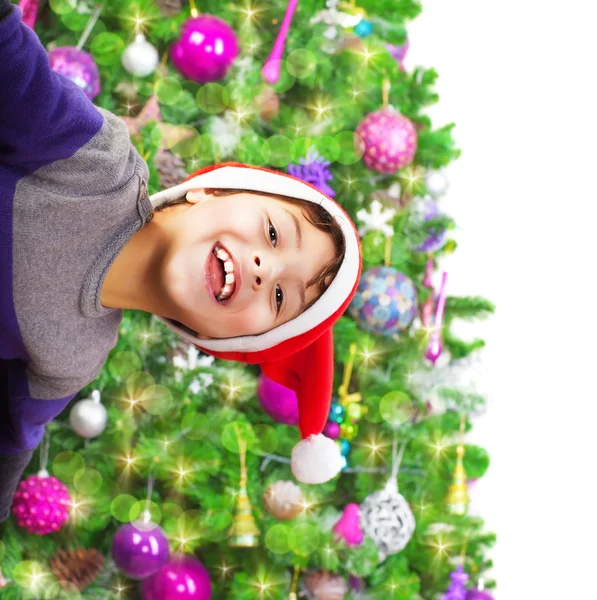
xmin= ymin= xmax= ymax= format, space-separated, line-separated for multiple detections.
xmin=257 ymin=373 xmax=299 ymax=425
xmin=112 ymin=520 xmax=170 ymax=579
xmin=412 ymin=196 xmax=447 ymax=253
xmin=465 ymin=591 xmax=494 ymax=600
xmin=170 ymin=15 xmax=238 ymax=83
xmin=48 ymin=46 xmax=100 ymax=100
xmin=355 ymin=107 xmax=417 ymax=174
xmin=142 ymin=556 xmax=212 ymax=600
xmin=323 ymin=421 xmax=341 ymax=440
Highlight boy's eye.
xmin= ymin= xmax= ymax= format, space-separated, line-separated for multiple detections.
xmin=268 ymin=221 xmax=278 ymax=247
xmin=275 ymin=285 xmax=284 ymax=314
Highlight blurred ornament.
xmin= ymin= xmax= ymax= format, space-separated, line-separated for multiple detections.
xmin=425 ymin=271 xmax=448 ymax=364
xmin=256 ymin=87 xmax=280 ymax=121
xmin=323 ymin=421 xmax=341 ymax=440
xmin=262 ymin=0 xmax=299 ymax=84
xmin=142 ymin=556 xmax=212 ymax=600
xmin=346 ymin=402 xmax=366 ymax=420
xmin=207 ymin=111 xmax=243 ymax=159
xmin=263 ymin=480 xmax=304 ymax=521
xmin=171 ymin=10 xmax=238 ymax=83
xmin=356 ymin=105 xmax=417 ymax=173
xmin=337 ymin=439 xmax=351 ymax=456
xmin=353 ymin=19 xmax=372 ymax=37
xmin=228 ymin=426 xmax=260 ymax=547
xmin=340 ymin=32 xmax=365 ymax=53
xmin=115 ymin=81 xmax=139 ymax=102
xmin=288 ymin=148 xmax=335 ymax=197
xmin=48 ymin=47 xmax=100 ymax=100
xmin=155 ymin=150 xmax=188 ymax=190
xmin=442 ymin=565 xmax=469 ymax=600
xmin=339 ymin=422 xmax=357 ymax=440
xmin=69 ymin=389 xmax=107 ymax=438
xmin=112 ymin=519 xmax=170 ymax=579
xmin=333 ymin=504 xmax=363 ymax=546
xmin=386 ymin=39 xmax=410 ymax=71
xmin=411 ymin=195 xmax=447 ymax=253
xmin=339 ymin=455 xmax=348 ymax=470
xmin=47 ymin=3 xmax=104 ymax=100
xmin=50 ymin=548 xmax=105 ymax=592
xmin=155 ymin=0 xmax=182 ymax=16
xmin=18 ymin=0 xmax=40 ymax=29
xmin=0 ymin=567 xmax=7 ymax=587
xmin=348 ymin=575 xmax=366 ymax=593
xmin=257 ymin=372 xmax=299 ymax=425
xmin=122 ymin=33 xmax=159 ymax=77
xmin=12 ymin=472 xmax=70 ymax=535
xmin=349 ymin=267 xmax=418 ymax=337
xmin=173 ymin=345 xmax=214 ymax=371
xmin=425 ymin=169 xmax=449 ymax=198
xmin=302 ymin=569 xmax=348 ymax=600
xmin=446 ymin=443 xmax=470 ymax=515
xmin=465 ymin=581 xmax=494 ymax=600
xmin=328 ymin=401 xmax=346 ymax=424
xmin=356 ymin=199 xmax=396 ymax=237
xmin=121 ymin=94 xmax=194 ymax=146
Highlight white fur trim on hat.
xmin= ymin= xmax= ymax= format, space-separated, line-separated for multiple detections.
xmin=291 ymin=434 xmax=344 ymax=484
xmin=150 ymin=165 xmax=360 ymax=354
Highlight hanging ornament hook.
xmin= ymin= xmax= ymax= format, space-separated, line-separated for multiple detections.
xmin=38 ymin=428 xmax=51 ymax=478
xmin=382 ymin=76 xmax=391 ymax=109
xmin=338 ymin=343 xmax=361 ymax=405
xmin=76 ymin=3 xmax=105 ymax=51
xmin=188 ymin=0 xmax=200 ymax=18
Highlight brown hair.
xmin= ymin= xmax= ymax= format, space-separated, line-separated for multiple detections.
xmin=156 ymin=187 xmax=346 ymax=313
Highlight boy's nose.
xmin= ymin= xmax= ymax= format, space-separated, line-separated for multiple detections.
xmin=252 ymin=254 xmax=283 ymax=288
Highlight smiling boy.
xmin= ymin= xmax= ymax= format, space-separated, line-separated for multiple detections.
xmin=0 ymin=1 xmax=361 ymax=524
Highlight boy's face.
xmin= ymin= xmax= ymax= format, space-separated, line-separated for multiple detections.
xmin=157 ymin=189 xmax=335 ymax=339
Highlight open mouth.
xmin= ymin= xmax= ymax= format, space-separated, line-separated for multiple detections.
xmin=207 ymin=243 xmax=238 ymax=303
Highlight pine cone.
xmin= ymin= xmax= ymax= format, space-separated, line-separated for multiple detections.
xmin=50 ymin=548 xmax=105 ymax=592
xmin=155 ymin=0 xmax=182 ymax=16
xmin=155 ymin=150 xmax=189 ymax=190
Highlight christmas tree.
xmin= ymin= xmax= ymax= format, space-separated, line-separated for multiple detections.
xmin=0 ymin=0 xmax=496 ymax=598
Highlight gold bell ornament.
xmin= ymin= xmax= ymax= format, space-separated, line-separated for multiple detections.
xmin=445 ymin=415 xmax=470 ymax=515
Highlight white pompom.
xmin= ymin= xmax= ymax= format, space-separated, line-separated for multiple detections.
xmin=291 ymin=434 xmax=344 ymax=484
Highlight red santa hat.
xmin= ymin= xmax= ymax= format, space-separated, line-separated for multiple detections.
xmin=149 ymin=163 xmax=362 ymax=484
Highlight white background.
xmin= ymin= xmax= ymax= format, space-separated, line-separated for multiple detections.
xmin=405 ymin=1 xmax=597 ymax=598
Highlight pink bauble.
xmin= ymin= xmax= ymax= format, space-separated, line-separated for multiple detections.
xmin=323 ymin=421 xmax=341 ymax=440
xmin=11 ymin=472 xmax=70 ymax=535
xmin=142 ymin=556 xmax=212 ymax=600
xmin=333 ymin=503 xmax=364 ymax=546
xmin=257 ymin=373 xmax=299 ymax=425
xmin=355 ymin=107 xmax=417 ymax=173
xmin=170 ymin=15 xmax=238 ymax=83
xmin=48 ymin=46 xmax=100 ymax=100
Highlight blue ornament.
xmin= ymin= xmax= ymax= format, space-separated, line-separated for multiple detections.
xmin=354 ymin=19 xmax=373 ymax=38
xmin=339 ymin=455 xmax=349 ymax=470
xmin=328 ymin=401 xmax=346 ymax=424
xmin=349 ymin=266 xmax=418 ymax=336
xmin=338 ymin=439 xmax=351 ymax=456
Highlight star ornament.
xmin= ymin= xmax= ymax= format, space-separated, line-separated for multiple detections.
xmin=121 ymin=94 xmax=195 ymax=149
xmin=356 ymin=199 xmax=397 ymax=237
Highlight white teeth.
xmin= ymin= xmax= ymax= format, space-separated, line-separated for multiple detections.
xmin=225 ymin=273 xmax=235 ymax=284
xmin=213 ymin=244 xmax=237 ymax=303
xmin=224 ymin=260 xmax=234 ymax=273
xmin=215 ymin=247 xmax=230 ymax=261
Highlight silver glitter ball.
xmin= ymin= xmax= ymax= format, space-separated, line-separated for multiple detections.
xmin=69 ymin=390 xmax=108 ymax=438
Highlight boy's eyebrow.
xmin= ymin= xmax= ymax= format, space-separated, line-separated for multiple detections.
xmin=284 ymin=209 xmax=303 ymax=249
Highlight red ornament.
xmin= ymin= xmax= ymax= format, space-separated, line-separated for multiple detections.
xmin=355 ymin=107 xmax=417 ymax=173
xmin=12 ymin=472 xmax=70 ymax=535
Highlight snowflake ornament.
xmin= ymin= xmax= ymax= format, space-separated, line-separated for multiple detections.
xmin=173 ymin=346 xmax=215 ymax=371
xmin=188 ymin=373 xmax=214 ymax=394
xmin=356 ymin=199 xmax=397 ymax=237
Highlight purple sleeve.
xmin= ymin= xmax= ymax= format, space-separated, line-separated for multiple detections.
xmin=0 ymin=4 xmax=103 ymax=171
xmin=0 ymin=359 xmax=75 ymax=454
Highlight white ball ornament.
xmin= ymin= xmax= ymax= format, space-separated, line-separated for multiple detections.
xmin=69 ymin=390 xmax=108 ymax=438
xmin=122 ymin=33 xmax=159 ymax=77
xmin=291 ymin=434 xmax=344 ymax=484
xmin=425 ymin=169 xmax=449 ymax=198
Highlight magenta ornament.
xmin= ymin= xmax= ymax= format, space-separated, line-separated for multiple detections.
xmin=425 ymin=271 xmax=448 ymax=365
xmin=142 ymin=556 xmax=212 ymax=600
xmin=443 ymin=565 xmax=469 ymax=600
xmin=261 ymin=0 xmax=299 ymax=84
xmin=386 ymin=39 xmax=409 ymax=71
xmin=333 ymin=503 xmax=364 ymax=546
xmin=12 ymin=472 xmax=70 ymax=535
xmin=323 ymin=421 xmax=341 ymax=440
xmin=170 ymin=15 xmax=238 ymax=83
xmin=257 ymin=373 xmax=299 ymax=425
xmin=465 ymin=588 xmax=494 ymax=600
xmin=356 ymin=107 xmax=417 ymax=174
xmin=112 ymin=520 xmax=170 ymax=579
xmin=48 ymin=46 xmax=100 ymax=100
xmin=19 ymin=0 xmax=40 ymax=29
